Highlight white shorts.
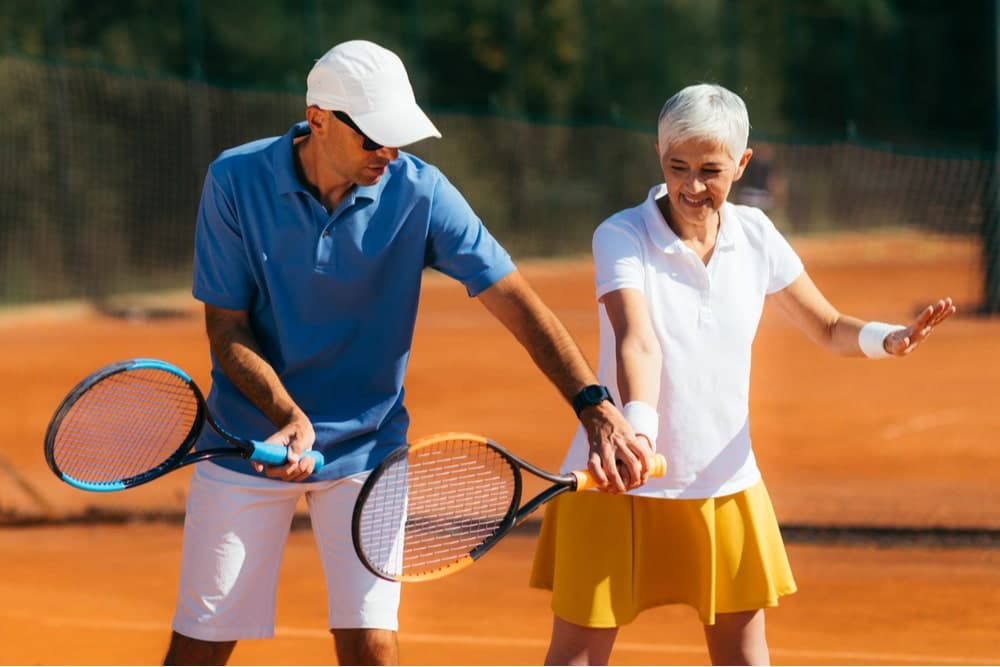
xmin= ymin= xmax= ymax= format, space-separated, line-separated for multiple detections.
xmin=171 ymin=461 xmax=401 ymax=641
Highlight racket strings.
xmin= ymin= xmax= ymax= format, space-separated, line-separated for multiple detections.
xmin=358 ymin=438 xmax=517 ymax=579
xmin=51 ymin=368 xmax=200 ymax=483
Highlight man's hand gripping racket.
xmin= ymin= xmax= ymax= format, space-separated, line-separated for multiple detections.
xmin=44 ymin=358 xmax=324 ymax=491
xmin=351 ymin=432 xmax=666 ymax=583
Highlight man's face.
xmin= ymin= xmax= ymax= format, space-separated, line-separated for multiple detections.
xmin=311 ymin=108 xmax=399 ymax=186
xmin=330 ymin=111 xmax=399 ymax=185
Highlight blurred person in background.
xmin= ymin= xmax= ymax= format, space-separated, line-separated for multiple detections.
xmin=529 ymin=83 xmax=955 ymax=666
xmin=733 ymin=142 xmax=787 ymax=227
xmin=164 ymin=39 xmax=646 ymax=666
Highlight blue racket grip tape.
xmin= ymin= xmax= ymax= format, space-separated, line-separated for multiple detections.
xmin=250 ymin=441 xmax=325 ymax=471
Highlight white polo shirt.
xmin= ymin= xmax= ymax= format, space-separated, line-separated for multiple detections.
xmin=561 ymin=184 xmax=804 ymax=498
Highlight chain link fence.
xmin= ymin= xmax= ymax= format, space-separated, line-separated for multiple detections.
xmin=0 ymin=55 xmax=992 ymax=306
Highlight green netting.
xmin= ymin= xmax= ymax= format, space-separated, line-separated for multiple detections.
xmin=0 ymin=55 xmax=993 ymax=305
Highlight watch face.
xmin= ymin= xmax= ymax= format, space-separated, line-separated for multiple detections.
xmin=572 ymin=385 xmax=612 ymax=416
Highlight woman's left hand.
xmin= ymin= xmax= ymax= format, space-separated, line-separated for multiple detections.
xmin=884 ymin=297 xmax=957 ymax=355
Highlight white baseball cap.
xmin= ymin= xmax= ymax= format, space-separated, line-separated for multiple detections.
xmin=306 ymin=40 xmax=442 ymax=148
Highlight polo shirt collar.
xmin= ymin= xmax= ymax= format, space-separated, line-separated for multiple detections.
xmin=641 ymin=183 xmax=740 ymax=254
xmin=641 ymin=184 xmax=680 ymax=253
xmin=272 ymin=121 xmax=381 ymax=203
xmin=273 ymin=122 xmax=310 ymax=195
xmin=716 ymin=202 xmax=740 ymax=252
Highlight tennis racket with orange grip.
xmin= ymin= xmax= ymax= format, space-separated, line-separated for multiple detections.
xmin=351 ymin=432 xmax=666 ymax=582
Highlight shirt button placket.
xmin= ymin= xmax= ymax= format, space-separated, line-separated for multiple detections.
xmin=696 ymin=261 xmax=713 ymax=326
xmin=316 ymin=227 xmax=333 ymax=269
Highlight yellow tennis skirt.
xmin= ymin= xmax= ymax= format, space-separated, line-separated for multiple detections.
xmin=529 ymin=480 xmax=796 ymax=627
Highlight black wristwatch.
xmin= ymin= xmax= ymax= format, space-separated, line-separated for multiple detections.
xmin=571 ymin=384 xmax=614 ymax=417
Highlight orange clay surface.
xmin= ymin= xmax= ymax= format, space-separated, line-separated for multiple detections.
xmin=1 ymin=231 xmax=998 ymax=664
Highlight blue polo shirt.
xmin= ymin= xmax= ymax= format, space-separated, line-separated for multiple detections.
xmin=192 ymin=121 xmax=516 ymax=480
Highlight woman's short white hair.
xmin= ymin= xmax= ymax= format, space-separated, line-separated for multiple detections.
xmin=656 ymin=83 xmax=749 ymax=162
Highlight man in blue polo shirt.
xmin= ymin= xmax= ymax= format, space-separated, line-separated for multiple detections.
xmin=164 ymin=40 xmax=649 ymax=666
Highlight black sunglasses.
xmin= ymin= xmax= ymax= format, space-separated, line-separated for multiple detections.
xmin=332 ymin=111 xmax=384 ymax=151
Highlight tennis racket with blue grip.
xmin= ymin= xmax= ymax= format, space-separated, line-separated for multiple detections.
xmin=44 ymin=358 xmax=324 ymax=491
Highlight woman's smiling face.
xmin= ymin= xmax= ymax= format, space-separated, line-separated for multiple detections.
xmin=657 ymin=138 xmax=751 ymax=228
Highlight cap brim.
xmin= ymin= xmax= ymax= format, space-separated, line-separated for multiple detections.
xmin=351 ymin=105 xmax=442 ymax=148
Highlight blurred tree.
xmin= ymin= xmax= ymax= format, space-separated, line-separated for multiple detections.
xmin=0 ymin=0 xmax=992 ymax=147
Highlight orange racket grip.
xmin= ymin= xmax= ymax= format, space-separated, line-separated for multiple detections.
xmin=571 ymin=453 xmax=667 ymax=491
xmin=648 ymin=453 xmax=667 ymax=477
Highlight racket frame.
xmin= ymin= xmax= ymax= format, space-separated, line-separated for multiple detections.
xmin=351 ymin=432 xmax=589 ymax=583
xmin=44 ymin=358 xmax=322 ymax=491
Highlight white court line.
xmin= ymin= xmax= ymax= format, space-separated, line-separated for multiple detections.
xmin=1 ymin=609 xmax=996 ymax=665
xmin=880 ymin=408 xmax=967 ymax=440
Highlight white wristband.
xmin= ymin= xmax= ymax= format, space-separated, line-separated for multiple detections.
xmin=623 ymin=401 xmax=659 ymax=446
xmin=858 ymin=321 xmax=905 ymax=359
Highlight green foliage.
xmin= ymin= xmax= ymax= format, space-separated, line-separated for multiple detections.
xmin=0 ymin=0 xmax=992 ymax=147
xmin=0 ymin=0 xmax=996 ymax=307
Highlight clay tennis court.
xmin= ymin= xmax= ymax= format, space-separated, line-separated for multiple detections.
xmin=1 ymin=231 xmax=998 ymax=665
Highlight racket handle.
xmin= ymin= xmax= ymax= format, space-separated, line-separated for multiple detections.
xmin=250 ymin=441 xmax=325 ymax=471
xmin=648 ymin=453 xmax=667 ymax=477
xmin=572 ymin=453 xmax=667 ymax=491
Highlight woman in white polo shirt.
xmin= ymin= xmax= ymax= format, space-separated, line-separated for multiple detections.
xmin=529 ymin=83 xmax=956 ymax=666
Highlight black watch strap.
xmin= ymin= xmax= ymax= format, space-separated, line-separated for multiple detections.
xmin=571 ymin=384 xmax=614 ymax=417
